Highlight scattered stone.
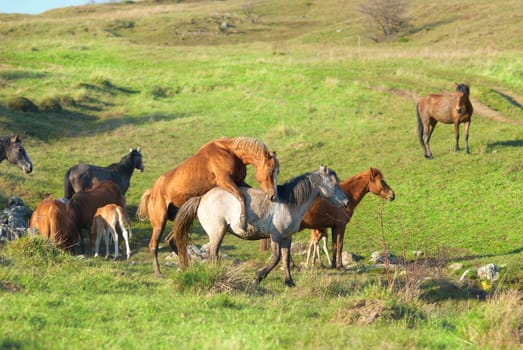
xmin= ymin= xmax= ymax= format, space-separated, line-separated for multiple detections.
xmin=0 ymin=196 xmax=32 ymax=242
xmin=370 ymin=251 xmax=398 ymax=264
xmin=477 ymin=263 xmax=499 ymax=281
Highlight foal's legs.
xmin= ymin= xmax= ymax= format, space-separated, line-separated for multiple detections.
xmin=320 ymin=236 xmax=332 ymax=267
xmin=108 ymin=224 xmax=118 ymax=259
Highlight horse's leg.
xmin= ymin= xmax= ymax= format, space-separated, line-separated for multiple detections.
xmin=149 ymin=209 xmax=168 ymax=277
xmin=464 ymin=120 xmax=471 ymax=154
xmin=109 ymin=225 xmax=119 ymax=260
xmin=256 ymin=239 xmax=281 ymax=284
xmin=321 ymin=236 xmax=331 ymax=267
xmin=281 ymin=237 xmax=295 ymax=287
xmin=121 ymin=226 xmax=131 ymax=260
xmin=331 ymin=226 xmax=345 ymax=270
xmin=314 ymin=242 xmax=320 ymax=265
xmin=94 ymin=225 xmax=102 ymax=258
xmin=453 ymin=121 xmax=460 ymax=152
xmin=305 ymin=237 xmax=314 ymax=266
xmin=207 ymin=229 xmax=226 ymax=263
xmin=423 ymin=119 xmax=437 ymax=159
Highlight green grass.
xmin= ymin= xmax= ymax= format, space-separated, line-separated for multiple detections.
xmin=0 ymin=0 xmax=522 ymax=348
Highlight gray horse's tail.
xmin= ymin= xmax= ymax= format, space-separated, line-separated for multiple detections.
xmin=63 ymin=168 xmax=74 ymax=199
xmin=165 ymin=196 xmax=202 ymax=268
xmin=416 ymin=102 xmax=424 ymax=146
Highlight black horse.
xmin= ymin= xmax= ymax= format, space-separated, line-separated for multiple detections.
xmin=0 ymin=135 xmax=33 ymax=174
xmin=64 ymin=148 xmax=144 ymax=199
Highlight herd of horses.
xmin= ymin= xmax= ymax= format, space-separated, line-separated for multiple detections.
xmin=1 ymin=82 xmax=473 ymax=286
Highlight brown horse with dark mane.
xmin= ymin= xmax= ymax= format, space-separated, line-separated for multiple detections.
xmin=29 ymin=199 xmax=75 ymax=252
xmin=137 ymin=136 xmax=279 ymax=277
xmin=416 ymin=82 xmax=473 ymax=159
xmin=260 ymin=167 xmax=395 ymax=269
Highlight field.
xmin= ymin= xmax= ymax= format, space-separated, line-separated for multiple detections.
xmin=0 ymin=0 xmax=522 ymax=348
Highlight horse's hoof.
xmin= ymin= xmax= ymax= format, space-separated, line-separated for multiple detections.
xmin=285 ymin=280 xmax=296 ymax=287
xmin=424 ymin=154 xmax=433 ymax=160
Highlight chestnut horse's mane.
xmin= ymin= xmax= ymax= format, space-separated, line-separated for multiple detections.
xmin=231 ymin=137 xmax=269 ymax=159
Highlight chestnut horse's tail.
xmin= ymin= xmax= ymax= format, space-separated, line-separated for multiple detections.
xmin=136 ymin=189 xmax=152 ymax=221
xmin=416 ymin=102 xmax=424 ymax=146
xmin=165 ymin=196 xmax=201 ymax=269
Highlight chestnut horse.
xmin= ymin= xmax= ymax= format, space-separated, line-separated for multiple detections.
xmin=90 ymin=203 xmax=132 ymax=260
xmin=0 ymin=135 xmax=33 ymax=174
xmin=66 ymin=180 xmax=126 ymax=254
xmin=260 ymin=167 xmax=395 ymax=269
xmin=137 ymin=137 xmax=279 ymax=277
xmin=29 ymin=198 xmax=75 ymax=252
xmin=417 ymin=83 xmax=473 ymax=159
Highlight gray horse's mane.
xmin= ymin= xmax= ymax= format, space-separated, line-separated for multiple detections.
xmin=278 ymin=170 xmax=335 ymax=207
xmin=232 ymin=137 xmax=268 ymax=158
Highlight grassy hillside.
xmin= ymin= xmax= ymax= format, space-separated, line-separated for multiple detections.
xmin=0 ymin=0 xmax=522 ymax=349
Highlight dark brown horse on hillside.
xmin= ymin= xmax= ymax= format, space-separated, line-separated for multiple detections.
xmin=137 ymin=136 xmax=279 ymax=277
xmin=0 ymin=135 xmax=33 ymax=174
xmin=66 ymin=180 xmax=126 ymax=254
xmin=64 ymin=148 xmax=144 ymax=199
xmin=29 ymin=198 xmax=75 ymax=252
xmin=260 ymin=167 xmax=395 ymax=269
xmin=416 ymin=82 xmax=473 ymax=159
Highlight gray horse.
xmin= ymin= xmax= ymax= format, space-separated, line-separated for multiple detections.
xmin=0 ymin=135 xmax=33 ymax=174
xmin=169 ymin=165 xmax=349 ymax=287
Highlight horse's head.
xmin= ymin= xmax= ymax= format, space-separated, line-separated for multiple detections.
xmin=130 ymin=147 xmax=144 ymax=172
xmin=6 ymin=135 xmax=33 ymax=174
xmin=368 ymin=167 xmax=395 ymax=201
xmin=454 ymin=82 xmax=470 ymax=114
xmin=317 ymin=165 xmax=349 ymax=208
xmin=255 ymin=151 xmax=279 ymax=201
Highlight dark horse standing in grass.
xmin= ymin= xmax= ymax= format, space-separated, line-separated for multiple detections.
xmin=416 ymin=83 xmax=473 ymax=159
xmin=64 ymin=148 xmax=144 ymax=199
xmin=0 ymin=135 xmax=33 ymax=174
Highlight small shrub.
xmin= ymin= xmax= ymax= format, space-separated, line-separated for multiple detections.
xmin=38 ymin=98 xmax=62 ymax=112
xmin=7 ymin=96 xmax=39 ymax=112
xmin=151 ymin=86 xmax=174 ymax=98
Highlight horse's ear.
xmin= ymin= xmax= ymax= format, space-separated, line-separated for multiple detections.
xmin=129 ymin=148 xmax=133 ymax=153
xmin=369 ymin=167 xmax=378 ymax=179
xmin=10 ymin=135 xmax=21 ymax=143
xmin=137 ymin=147 xmax=141 ymax=153
xmin=319 ymin=164 xmax=328 ymax=173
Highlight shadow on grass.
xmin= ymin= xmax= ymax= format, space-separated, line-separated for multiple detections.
xmin=0 ymin=103 xmax=190 ymax=141
xmin=487 ymin=139 xmax=523 ymax=152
